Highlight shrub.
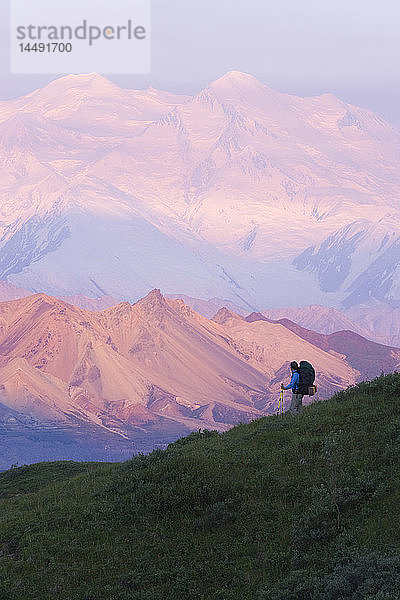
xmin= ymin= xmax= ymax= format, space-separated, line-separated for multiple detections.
xmin=260 ymin=550 xmax=400 ymax=600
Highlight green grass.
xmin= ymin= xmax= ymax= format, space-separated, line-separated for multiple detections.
xmin=1 ymin=373 xmax=400 ymax=599
xmin=0 ymin=461 xmax=105 ymax=500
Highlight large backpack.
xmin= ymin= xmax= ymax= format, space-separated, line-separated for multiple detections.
xmin=297 ymin=361 xmax=316 ymax=395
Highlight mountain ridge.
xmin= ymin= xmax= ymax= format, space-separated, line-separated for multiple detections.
xmin=0 ymin=287 xmax=386 ymax=466
xmin=0 ymin=289 xmax=399 ymax=466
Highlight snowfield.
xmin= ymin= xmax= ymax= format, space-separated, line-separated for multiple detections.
xmin=0 ymin=70 xmax=399 ymax=316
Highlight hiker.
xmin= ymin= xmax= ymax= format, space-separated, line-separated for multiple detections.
xmin=281 ymin=361 xmax=303 ymax=415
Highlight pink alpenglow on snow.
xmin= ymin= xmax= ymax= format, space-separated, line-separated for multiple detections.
xmin=0 ymin=72 xmax=399 ymax=340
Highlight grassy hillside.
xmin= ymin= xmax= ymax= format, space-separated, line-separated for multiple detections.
xmin=1 ymin=374 xmax=400 ymax=599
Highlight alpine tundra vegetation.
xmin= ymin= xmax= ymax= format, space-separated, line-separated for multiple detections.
xmin=0 ymin=373 xmax=399 ymax=599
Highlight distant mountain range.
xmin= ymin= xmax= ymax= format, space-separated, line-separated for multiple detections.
xmin=0 ymin=280 xmax=399 ymax=348
xmin=0 ymin=280 xmax=119 ymax=310
xmin=0 ymin=71 xmax=399 ymax=319
xmin=1 ymin=290 xmax=400 ymax=468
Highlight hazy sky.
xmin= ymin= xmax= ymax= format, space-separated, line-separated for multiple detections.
xmin=1 ymin=0 xmax=400 ymax=126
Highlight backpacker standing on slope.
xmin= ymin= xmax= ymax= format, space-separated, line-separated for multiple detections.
xmin=281 ymin=360 xmax=316 ymax=415
xmin=281 ymin=361 xmax=303 ymax=415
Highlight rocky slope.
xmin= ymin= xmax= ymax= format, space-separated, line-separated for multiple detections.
xmin=246 ymin=312 xmax=400 ymax=380
xmin=1 ymin=289 xmax=397 ymax=437
xmin=0 ymin=289 xmax=381 ymax=465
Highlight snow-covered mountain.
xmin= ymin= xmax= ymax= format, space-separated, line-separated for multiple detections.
xmin=344 ymin=301 xmax=400 ymax=348
xmin=0 ymin=71 xmax=399 ymax=313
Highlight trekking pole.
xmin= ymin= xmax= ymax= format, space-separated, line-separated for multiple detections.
xmin=278 ymin=387 xmax=284 ymax=416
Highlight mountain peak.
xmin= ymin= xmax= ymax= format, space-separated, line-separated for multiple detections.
xmin=29 ymin=292 xmax=64 ymax=303
xmin=212 ymin=307 xmax=244 ymax=325
xmin=21 ymin=293 xmax=75 ymax=314
xmin=203 ymin=70 xmax=280 ymax=106
xmin=207 ymin=70 xmax=270 ymax=95
xmin=216 ymin=70 xmax=262 ymax=85
xmin=59 ymin=72 xmax=116 ymax=88
xmin=134 ymin=289 xmax=167 ymax=313
xmin=28 ymin=73 xmax=124 ymax=103
xmin=52 ymin=72 xmax=112 ymax=85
